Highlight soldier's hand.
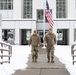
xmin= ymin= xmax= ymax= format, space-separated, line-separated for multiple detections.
xmin=38 ymin=44 xmax=40 ymax=46
xmin=45 ymin=43 xmax=47 ymax=46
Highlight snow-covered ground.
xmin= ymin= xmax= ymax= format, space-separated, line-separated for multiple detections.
xmin=55 ymin=45 xmax=76 ymax=75
xmin=0 ymin=45 xmax=31 ymax=75
xmin=0 ymin=44 xmax=76 ymax=75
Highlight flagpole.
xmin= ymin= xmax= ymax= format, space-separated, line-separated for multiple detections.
xmin=42 ymin=0 xmax=46 ymax=48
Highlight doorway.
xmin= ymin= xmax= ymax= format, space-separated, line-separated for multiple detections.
xmin=57 ymin=29 xmax=69 ymax=45
xmin=2 ymin=29 xmax=14 ymax=41
xmin=37 ymin=30 xmax=48 ymax=46
xmin=21 ymin=29 xmax=31 ymax=45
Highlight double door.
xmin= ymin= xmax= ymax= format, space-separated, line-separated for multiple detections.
xmin=21 ymin=29 xmax=31 ymax=45
xmin=57 ymin=29 xmax=69 ymax=45
xmin=37 ymin=30 xmax=47 ymax=46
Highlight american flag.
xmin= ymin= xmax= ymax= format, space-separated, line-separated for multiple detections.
xmin=45 ymin=0 xmax=54 ymax=27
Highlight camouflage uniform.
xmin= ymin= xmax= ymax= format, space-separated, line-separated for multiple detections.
xmin=29 ymin=34 xmax=40 ymax=62
xmin=44 ymin=32 xmax=56 ymax=63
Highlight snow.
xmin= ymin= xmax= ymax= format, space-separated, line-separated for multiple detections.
xmin=0 ymin=45 xmax=31 ymax=75
xmin=0 ymin=44 xmax=76 ymax=75
xmin=0 ymin=41 xmax=11 ymax=45
xmin=55 ymin=45 xmax=76 ymax=75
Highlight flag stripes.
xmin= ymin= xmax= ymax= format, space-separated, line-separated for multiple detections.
xmin=45 ymin=0 xmax=54 ymax=27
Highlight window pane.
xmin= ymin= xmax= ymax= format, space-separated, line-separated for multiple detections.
xmin=37 ymin=9 xmax=43 ymax=22
xmin=0 ymin=3 xmax=1 ymax=9
xmin=8 ymin=3 xmax=11 ymax=9
xmin=8 ymin=0 xmax=11 ymax=2
xmin=8 ymin=0 xmax=11 ymax=1
xmin=1 ymin=3 xmax=3 ymax=9
xmin=0 ymin=0 xmax=13 ymax=10
xmin=4 ymin=3 xmax=7 ymax=9
xmin=4 ymin=0 xmax=7 ymax=2
xmin=0 ymin=0 xmax=3 ymax=2
xmin=23 ymin=0 xmax=32 ymax=18
xmin=74 ymin=29 xmax=76 ymax=41
xmin=11 ymin=2 xmax=13 ymax=9
xmin=56 ymin=0 xmax=66 ymax=18
xmin=2 ymin=29 xmax=15 ymax=42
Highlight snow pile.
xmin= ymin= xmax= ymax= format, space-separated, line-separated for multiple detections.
xmin=0 ymin=45 xmax=31 ymax=75
xmin=0 ymin=44 xmax=76 ymax=75
xmin=55 ymin=45 xmax=76 ymax=75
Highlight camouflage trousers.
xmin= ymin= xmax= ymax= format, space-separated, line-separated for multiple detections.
xmin=46 ymin=45 xmax=54 ymax=58
xmin=31 ymin=46 xmax=38 ymax=59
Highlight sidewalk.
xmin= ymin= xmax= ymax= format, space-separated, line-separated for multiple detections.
xmin=12 ymin=47 xmax=70 ymax=75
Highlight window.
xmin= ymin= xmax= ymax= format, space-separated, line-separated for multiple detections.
xmin=56 ymin=0 xmax=66 ymax=18
xmin=37 ymin=9 xmax=43 ymax=22
xmin=37 ymin=9 xmax=52 ymax=23
xmin=21 ymin=29 xmax=31 ymax=45
xmin=57 ymin=29 xmax=63 ymax=41
xmin=2 ymin=29 xmax=15 ymax=41
xmin=0 ymin=0 xmax=13 ymax=10
xmin=23 ymin=0 xmax=32 ymax=18
xmin=74 ymin=29 xmax=76 ymax=41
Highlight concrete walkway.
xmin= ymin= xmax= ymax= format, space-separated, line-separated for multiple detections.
xmin=12 ymin=47 xmax=70 ymax=75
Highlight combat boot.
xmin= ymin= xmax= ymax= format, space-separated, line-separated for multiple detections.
xmin=35 ymin=58 xmax=37 ymax=62
xmin=32 ymin=56 xmax=34 ymax=62
xmin=48 ymin=56 xmax=50 ymax=62
xmin=35 ymin=56 xmax=37 ymax=62
xmin=51 ymin=56 xmax=54 ymax=63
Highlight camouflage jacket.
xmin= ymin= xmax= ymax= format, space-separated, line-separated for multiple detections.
xmin=44 ymin=32 xmax=56 ymax=46
xmin=29 ymin=34 xmax=40 ymax=46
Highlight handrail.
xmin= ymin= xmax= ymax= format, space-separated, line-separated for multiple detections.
xmin=0 ymin=42 xmax=12 ymax=64
xmin=71 ymin=44 xmax=76 ymax=65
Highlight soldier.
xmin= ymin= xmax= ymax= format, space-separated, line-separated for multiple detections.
xmin=29 ymin=30 xmax=40 ymax=62
xmin=44 ymin=28 xmax=56 ymax=63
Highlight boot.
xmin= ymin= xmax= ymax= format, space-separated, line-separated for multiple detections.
xmin=35 ymin=56 xmax=37 ymax=62
xmin=48 ymin=56 xmax=50 ymax=62
xmin=35 ymin=58 xmax=37 ymax=62
xmin=32 ymin=56 xmax=34 ymax=62
xmin=51 ymin=56 xmax=54 ymax=63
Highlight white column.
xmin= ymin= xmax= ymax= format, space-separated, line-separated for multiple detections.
xmin=69 ymin=21 xmax=74 ymax=45
xmin=15 ymin=21 xmax=20 ymax=45
xmin=0 ymin=14 xmax=2 ymax=41
xmin=53 ymin=21 xmax=57 ymax=35
xmin=68 ymin=0 xmax=75 ymax=18
xmin=13 ymin=0 xmax=22 ymax=19
xmin=53 ymin=21 xmax=57 ymax=41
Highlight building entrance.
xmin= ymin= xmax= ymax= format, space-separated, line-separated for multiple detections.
xmin=21 ymin=29 xmax=31 ymax=45
xmin=2 ymin=29 xmax=14 ymax=44
xmin=57 ymin=29 xmax=69 ymax=45
xmin=37 ymin=30 xmax=47 ymax=46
